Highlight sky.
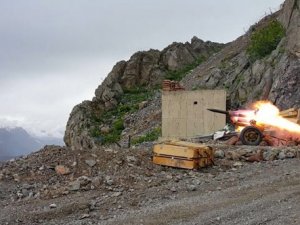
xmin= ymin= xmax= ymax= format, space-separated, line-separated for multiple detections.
xmin=0 ymin=0 xmax=285 ymax=138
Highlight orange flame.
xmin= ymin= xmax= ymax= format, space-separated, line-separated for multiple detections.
xmin=252 ymin=101 xmax=300 ymax=135
xmin=234 ymin=101 xmax=300 ymax=138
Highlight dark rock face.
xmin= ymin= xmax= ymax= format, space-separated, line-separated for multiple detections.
xmin=64 ymin=37 xmax=223 ymax=149
xmin=269 ymin=57 xmax=300 ymax=109
xmin=64 ymin=101 xmax=104 ymax=150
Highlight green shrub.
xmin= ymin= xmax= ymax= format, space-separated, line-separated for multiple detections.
xmin=101 ymin=117 xmax=124 ymax=144
xmin=247 ymin=20 xmax=285 ymax=61
xmin=90 ymin=88 xmax=157 ymax=145
xmin=112 ymin=118 xmax=124 ymax=131
xmin=131 ymin=127 xmax=161 ymax=145
xmin=165 ymin=56 xmax=206 ymax=81
xmin=90 ymin=127 xmax=101 ymax=137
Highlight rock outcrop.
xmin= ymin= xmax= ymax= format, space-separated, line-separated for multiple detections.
xmin=64 ymin=38 xmax=224 ymax=149
xmin=183 ymin=0 xmax=300 ymax=110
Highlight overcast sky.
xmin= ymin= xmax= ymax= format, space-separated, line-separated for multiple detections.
xmin=0 ymin=0 xmax=284 ymax=138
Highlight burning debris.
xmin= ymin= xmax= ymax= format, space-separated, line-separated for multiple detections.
xmin=208 ymin=101 xmax=300 ymax=146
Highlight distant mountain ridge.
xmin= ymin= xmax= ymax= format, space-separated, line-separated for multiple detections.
xmin=0 ymin=127 xmax=63 ymax=161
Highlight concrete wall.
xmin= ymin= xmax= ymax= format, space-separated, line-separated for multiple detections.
xmin=162 ymin=90 xmax=226 ymax=138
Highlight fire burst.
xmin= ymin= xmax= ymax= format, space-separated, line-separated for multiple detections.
xmin=243 ymin=101 xmax=300 ymax=135
xmin=208 ymin=101 xmax=300 ymax=145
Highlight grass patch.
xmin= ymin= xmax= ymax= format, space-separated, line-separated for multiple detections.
xmin=131 ymin=127 xmax=161 ymax=145
xmin=247 ymin=20 xmax=285 ymax=62
xmin=165 ymin=56 xmax=206 ymax=81
xmin=101 ymin=117 xmax=125 ymax=144
xmin=90 ymin=87 xmax=157 ymax=144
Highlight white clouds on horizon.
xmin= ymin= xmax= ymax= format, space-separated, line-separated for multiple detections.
xmin=0 ymin=58 xmax=115 ymax=138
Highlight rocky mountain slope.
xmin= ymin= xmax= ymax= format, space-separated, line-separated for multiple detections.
xmin=64 ymin=38 xmax=224 ymax=149
xmin=183 ymin=0 xmax=300 ymax=110
xmin=64 ymin=0 xmax=299 ymax=150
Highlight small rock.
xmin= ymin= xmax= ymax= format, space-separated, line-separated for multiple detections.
xmin=79 ymin=214 xmax=90 ymax=220
xmin=39 ymin=165 xmax=45 ymax=171
xmin=233 ymin=162 xmax=243 ymax=167
xmin=69 ymin=180 xmax=81 ymax=191
xmin=285 ymin=151 xmax=295 ymax=158
xmin=246 ymin=150 xmax=264 ymax=162
xmin=77 ymin=176 xmax=92 ymax=186
xmin=21 ymin=188 xmax=29 ymax=197
xmin=13 ymin=174 xmax=20 ymax=182
xmin=192 ymin=179 xmax=201 ymax=185
xmin=263 ymin=150 xmax=279 ymax=161
xmin=214 ymin=150 xmax=225 ymax=159
xmin=166 ymin=175 xmax=173 ymax=180
xmin=85 ymin=159 xmax=97 ymax=167
xmin=49 ymin=203 xmax=57 ymax=208
xmin=187 ymin=185 xmax=197 ymax=192
xmin=106 ymin=180 xmax=114 ymax=186
xmin=105 ymin=176 xmax=114 ymax=186
xmin=226 ymin=136 xmax=239 ymax=145
xmin=111 ymin=192 xmax=122 ymax=197
xmin=55 ymin=165 xmax=71 ymax=175
xmin=126 ymin=156 xmax=137 ymax=163
xmin=69 ymin=176 xmax=91 ymax=191
xmin=16 ymin=191 xmax=23 ymax=198
xmin=226 ymin=151 xmax=240 ymax=160
xmin=138 ymin=101 xmax=148 ymax=110
xmin=91 ymin=176 xmax=103 ymax=187
xmin=217 ymin=187 xmax=222 ymax=191
xmin=170 ymin=187 xmax=177 ymax=192
xmin=27 ymin=191 xmax=35 ymax=199
xmin=100 ymin=126 xmax=111 ymax=134
xmin=278 ymin=151 xmax=286 ymax=160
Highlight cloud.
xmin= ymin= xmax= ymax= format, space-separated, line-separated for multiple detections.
xmin=0 ymin=57 xmax=115 ymax=137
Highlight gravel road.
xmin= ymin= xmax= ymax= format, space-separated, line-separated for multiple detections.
xmin=102 ymin=159 xmax=300 ymax=225
xmin=0 ymin=149 xmax=299 ymax=225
